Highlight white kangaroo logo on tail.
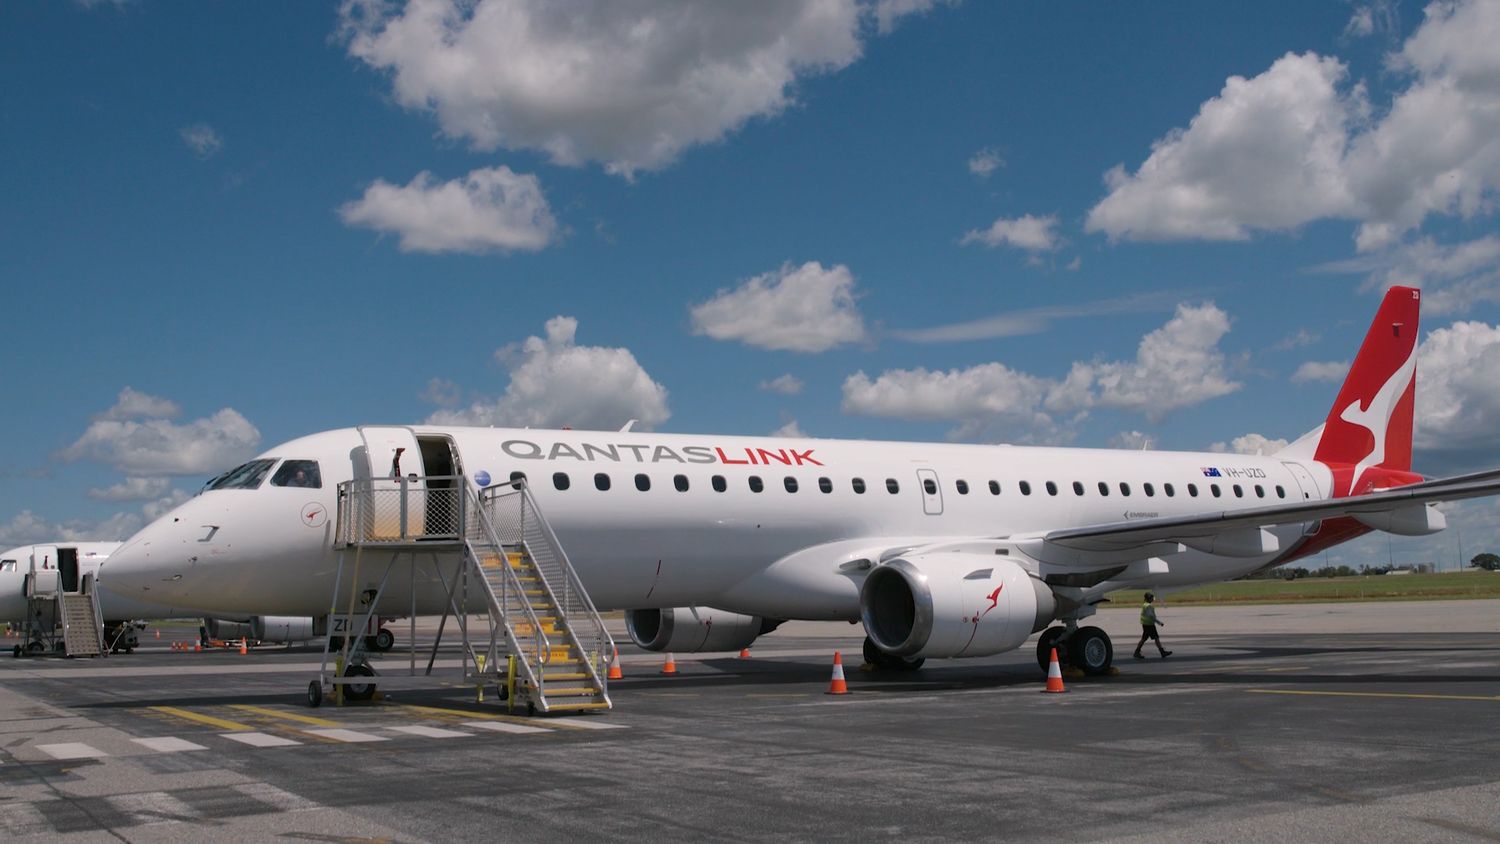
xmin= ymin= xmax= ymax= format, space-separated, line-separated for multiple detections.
xmin=1339 ymin=345 xmax=1417 ymax=493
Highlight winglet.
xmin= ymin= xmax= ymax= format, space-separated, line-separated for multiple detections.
xmin=1312 ymin=286 xmax=1421 ymax=495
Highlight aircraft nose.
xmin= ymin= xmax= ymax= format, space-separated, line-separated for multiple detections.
xmin=98 ymin=507 xmax=204 ymax=602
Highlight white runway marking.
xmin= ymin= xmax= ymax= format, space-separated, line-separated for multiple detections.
xmin=222 ymin=731 xmax=301 ymax=748
xmin=106 ymin=791 xmax=201 ymax=825
xmin=305 ymin=728 xmax=388 ymax=743
xmin=547 ymin=718 xmax=628 ymax=730
xmin=233 ymin=782 xmax=320 ymax=812
xmin=37 ymin=742 xmax=106 ymax=760
xmin=132 ymin=736 xmax=208 ymax=753
xmin=387 ymin=724 xmax=473 ymax=739
xmin=461 ymin=721 xmax=552 ymax=735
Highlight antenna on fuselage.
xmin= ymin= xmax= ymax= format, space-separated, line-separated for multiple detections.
xmin=620 ymin=419 xmax=637 ymax=433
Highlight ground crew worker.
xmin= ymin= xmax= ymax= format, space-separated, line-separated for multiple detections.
xmin=1134 ymin=592 xmax=1172 ymax=659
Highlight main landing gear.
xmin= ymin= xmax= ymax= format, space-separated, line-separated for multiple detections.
xmin=863 ymin=636 xmax=925 ymax=672
xmin=1036 ymin=625 xmax=1114 ymax=676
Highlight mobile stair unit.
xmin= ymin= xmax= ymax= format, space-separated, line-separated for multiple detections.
xmin=12 ymin=561 xmax=105 ymax=659
xmin=310 ymin=474 xmax=614 ymax=716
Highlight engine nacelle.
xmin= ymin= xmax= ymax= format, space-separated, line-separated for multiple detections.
xmin=252 ymin=616 xmax=315 ymax=643
xmin=625 ymin=607 xmax=781 ymax=653
xmin=861 ymin=555 xmax=1055 ymax=659
xmin=204 ymin=616 xmax=314 ymax=643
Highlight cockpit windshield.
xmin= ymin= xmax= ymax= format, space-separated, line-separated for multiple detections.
xmin=271 ymin=460 xmax=322 ymax=489
xmin=207 ymin=459 xmax=277 ymax=491
xmin=0 ymin=559 xmax=15 ymax=572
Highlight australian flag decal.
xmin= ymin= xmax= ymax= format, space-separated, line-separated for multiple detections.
xmin=1201 ymin=467 xmax=1222 ymax=477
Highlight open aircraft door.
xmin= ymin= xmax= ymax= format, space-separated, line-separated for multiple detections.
xmin=29 ymin=545 xmax=60 ymax=593
xmin=355 ymin=426 xmax=426 ymax=539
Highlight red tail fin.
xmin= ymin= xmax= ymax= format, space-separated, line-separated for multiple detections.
xmin=1313 ymin=286 xmax=1421 ymax=496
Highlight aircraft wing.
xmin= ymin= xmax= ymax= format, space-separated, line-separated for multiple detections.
xmin=1037 ymin=467 xmax=1500 ymax=556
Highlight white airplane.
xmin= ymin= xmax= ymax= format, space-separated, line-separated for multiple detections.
xmin=99 ymin=286 xmax=1500 ymax=674
xmin=0 ymin=542 xmax=331 ymax=652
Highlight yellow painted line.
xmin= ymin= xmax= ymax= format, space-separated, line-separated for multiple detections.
xmin=1248 ymin=689 xmax=1500 ymax=703
xmin=149 ymin=706 xmax=254 ymax=732
xmin=227 ymin=704 xmax=342 ymax=727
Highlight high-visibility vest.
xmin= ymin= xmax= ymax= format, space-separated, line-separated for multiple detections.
xmin=1140 ymin=602 xmax=1157 ymax=626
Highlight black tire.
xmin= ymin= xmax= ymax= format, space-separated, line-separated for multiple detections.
xmin=328 ymin=636 xmax=345 ymax=652
xmin=306 ymin=681 xmax=323 ymax=708
xmin=373 ymin=628 xmax=395 ymax=652
xmin=12 ymin=645 xmax=20 ymax=658
xmin=862 ymin=636 xmax=926 ymax=672
xmin=1067 ymin=626 xmax=1114 ymax=676
xmin=1036 ymin=627 xmax=1068 ymax=670
xmin=341 ymin=663 xmax=377 ymax=702
xmin=27 ymin=641 xmax=45 ymax=654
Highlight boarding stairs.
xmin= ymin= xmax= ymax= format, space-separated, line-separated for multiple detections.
xmin=17 ymin=569 xmax=104 ymax=658
xmin=326 ymin=475 xmax=612 ymax=714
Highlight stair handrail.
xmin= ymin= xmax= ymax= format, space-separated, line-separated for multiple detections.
xmin=483 ymin=482 xmax=614 ymax=701
xmin=462 ymin=483 xmax=553 ymax=697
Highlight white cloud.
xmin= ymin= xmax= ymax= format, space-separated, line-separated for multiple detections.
xmin=1209 ymin=433 xmax=1290 ymax=455
xmin=1110 ymin=430 xmax=1153 ymax=450
xmin=428 ymin=316 xmax=669 ymax=431
xmin=759 ymin=374 xmax=805 ymax=395
xmin=844 ymin=302 xmax=1240 ymax=439
xmin=1086 ymin=52 xmax=1360 ymax=242
xmin=690 ymin=261 xmax=868 ymax=352
xmin=893 ymin=290 xmax=1181 ymax=343
xmin=961 ymin=213 xmax=1061 ymax=252
xmin=180 ymin=123 xmax=222 ymax=158
xmin=1088 ymin=1 xmax=1500 ymax=251
xmin=419 ymin=377 xmax=461 ymax=407
xmin=87 ymin=477 xmax=170 ymax=502
xmin=0 ymin=510 xmax=142 ymax=547
xmin=97 ymin=387 xmax=181 ymax=421
xmin=340 ymin=166 xmax=559 ymax=254
xmin=142 ymin=489 xmax=191 ymax=521
xmin=1062 ymin=303 xmax=1241 ymax=422
xmin=967 ymin=147 xmax=1002 ymax=178
xmin=1273 ymin=329 xmax=1320 ymax=350
xmin=1413 ymin=321 xmax=1500 ymax=465
xmin=61 ymin=394 xmax=260 ymax=476
xmin=871 ymin=0 xmax=953 ymax=34
xmin=340 ymin=0 xmax=865 ymax=178
xmin=1345 ymin=6 xmax=1376 ymax=38
xmin=770 ymin=419 xmax=808 ymax=438
xmin=1292 ymin=360 xmax=1349 ymax=383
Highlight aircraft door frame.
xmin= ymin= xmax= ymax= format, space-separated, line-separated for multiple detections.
xmin=916 ymin=468 xmax=944 ymax=516
xmin=356 ymin=426 xmax=426 ymax=539
xmin=1282 ymin=461 xmax=1323 ymax=536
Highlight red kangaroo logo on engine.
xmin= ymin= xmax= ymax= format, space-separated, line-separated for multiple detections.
xmin=959 ymin=584 xmax=1004 ymax=655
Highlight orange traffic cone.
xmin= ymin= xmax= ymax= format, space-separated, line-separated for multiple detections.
xmin=154 ymin=629 xmax=161 ymax=640
xmin=239 ymin=639 xmax=248 ymax=655
xmin=607 ymin=645 xmax=623 ymax=680
xmin=660 ymin=652 xmax=678 ymax=675
xmin=738 ymin=648 xmax=751 ymax=659
xmin=1042 ymin=647 xmax=1068 ymax=694
xmin=193 ymin=642 xmax=202 ymax=652
xmin=825 ymin=651 xmax=849 ymax=695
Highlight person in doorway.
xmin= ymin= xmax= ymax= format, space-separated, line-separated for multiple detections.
xmin=1134 ymin=592 xmax=1172 ymax=659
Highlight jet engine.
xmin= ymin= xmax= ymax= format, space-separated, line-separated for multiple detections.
xmin=625 ymin=607 xmax=781 ymax=653
xmin=204 ymin=616 xmax=314 ymax=644
xmin=860 ymin=554 xmax=1055 ymax=659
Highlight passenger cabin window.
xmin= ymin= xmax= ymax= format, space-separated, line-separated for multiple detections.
xmin=712 ymin=475 xmax=727 ymax=492
xmin=922 ymin=479 xmax=937 ymax=495
xmin=1276 ymin=485 xmax=1287 ymax=499
xmin=635 ymin=473 xmax=651 ymax=492
xmin=852 ymin=478 xmax=866 ymax=494
xmin=1119 ymin=482 xmax=1131 ymax=497
xmin=1098 ymin=481 xmax=1109 ymax=497
xmin=1255 ymin=484 xmax=1265 ymax=498
xmin=749 ymin=476 xmax=764 ymax=493
xmin=989 ymin=481 xmax=1001 ymax=495
xmin=1020 ymin=481 xmax=1032 ymax=496
xmin=208 ymin=459 xmax=276 ymax=491
xmin=510 ymin=471 xmax=527 ymax=489
xmin=956 ymin=480 xmax=969 ymax=495
xmin=1072 ymin=482 xmax=1084 ymax=496
xmin=1210 ymin=484 xmax=1222 ymax=498
xmin=1188 ymin=483 xmax=1199 ymax=497
xmin=886 ymin=478 xmax=900 ymax=494
xmin=1144 ymin=483 xmax=1156 ymax=497
xmin=1045 ymin=481 xmax=1058 ymax=496
xmin=784 ymin=477 xmax=799 ymax=493
xmin=819 ymin=477 xmax=833 ymax=494
xmin=594 ymin=473 xmax=611 ymax=491
xmin=674 ymin=474 xmax=689 ymax=492
xmin=271 ymin=460 xmax=322 ymax=489
xmin=553 ymin=472 xmax=570 ymax=491
xmin=1232 ymin=484 xmax=1243 ymax=497
xmin=1164 ymin=483 xmax=1175 ymax=497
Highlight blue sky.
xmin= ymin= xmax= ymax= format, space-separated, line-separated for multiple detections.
xmin=4 ymin=1 xmax=1499 ymax=569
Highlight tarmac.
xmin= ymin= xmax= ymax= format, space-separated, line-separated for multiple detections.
xmin=1 ymin=598 xmax=1498 ymax=842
